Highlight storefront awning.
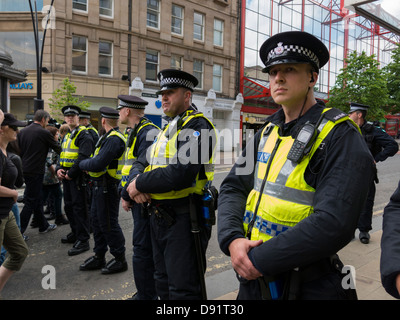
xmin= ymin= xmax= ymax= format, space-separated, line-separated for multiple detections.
xmin=242 ymin=77 xmax=274 ymax=103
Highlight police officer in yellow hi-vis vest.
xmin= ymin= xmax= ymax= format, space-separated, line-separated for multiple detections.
xmin=217 ymin=31 xmax=375 ymax=300
xmin=56 ymin=105 xmax=94 ymax=256
xmin=119 ymin=94 xmax=160 ymax=299
xmin=79 ymin=111 xmax=99 ymax=145
xmin=125 ymin=69 xmax=217 ymax=300
xmin=78 ymin=107 xmax=128 ymax=274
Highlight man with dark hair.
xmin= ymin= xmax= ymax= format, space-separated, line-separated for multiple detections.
xmin=18 ymin=109 xmax=61 ymax=235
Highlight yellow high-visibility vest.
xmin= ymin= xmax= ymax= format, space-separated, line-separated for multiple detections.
xmin=59 ymin=126 xmax=87 ymax=167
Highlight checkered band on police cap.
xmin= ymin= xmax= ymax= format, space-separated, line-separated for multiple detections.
xmin=267 ymin=43 xmax=320 ymax=69
xmin=157 ymin=69 xmax=199 ymax=94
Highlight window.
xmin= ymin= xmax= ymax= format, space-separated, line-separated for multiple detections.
xmin=213 ymin=64 xmax=222 ymax=92
xmin=99 ymin=41 xmax=113 ymax=76
xmin=171 ymin=54 xmax=183 ymax=70
xmin=72 ymin=0 xmax=87 ymax=12
xmin=194 ymin=12 xmax=205 ymax=41
xmin=72 ymin=35 xmax=87 ymax=73
xmin=214 ymin=19 xmax=224 ymax=47
xmin=147 ymin=0 xmax=160 ymax=29
xmin=171 ymin=4 xmax=184 ymax=35
xmin=100 ymin=0 xmax=113 ymax=17
xmin=0 ymin=0 xmax=43 ymax=12
xmin=146 ymin=50 xmax=159 ymax=81
xmin=193 ymin=59 xmax=204 ymax=90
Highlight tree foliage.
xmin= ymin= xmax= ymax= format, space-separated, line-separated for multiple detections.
xmin=383 ymin=43 xmax=400 ymax=115
xmin=327 ymin=51 xmax=389 ymax=121
xmin=48 ymin=78 xmax=91 ymax=122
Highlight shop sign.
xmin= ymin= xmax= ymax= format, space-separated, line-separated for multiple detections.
xmin=10 ymin=83 xmax=34 ymax=90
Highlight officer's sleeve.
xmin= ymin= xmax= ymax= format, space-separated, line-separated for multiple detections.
xmin=247 ymin=122 xmax=375 ymax=277
xmin=374 ymin=128 xmax=399 ymax=162
xmin=68 ymin=131 xmax=94 ymax=180
xmin=381 ymin=181 xmax=400 ymax=299
xmin=135 ymin=118 xmax=215 ymax=194
xmin=79 ymin=135 xmax=125 ymax=172
xmin=217 ymin=131 xmax=261 ymax=256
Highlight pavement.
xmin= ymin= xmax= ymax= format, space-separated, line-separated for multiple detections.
xmin=2 ymin=150 xmax=397 ymax=300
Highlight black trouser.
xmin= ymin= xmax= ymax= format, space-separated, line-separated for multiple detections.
xmin=150 ymin=203 xmax=211 ymax=300
xmin=131 ymin=203 xmax=157 ymax=300
xmin=62 ymin=179 xmax=90 ymax=242
xmin=20 ymin=173 xmax=49 ymax=233
xmin=90 ymin=182 xmax=125 ymax=258
xmin=357 ymin=179 xmax=376 ymax=232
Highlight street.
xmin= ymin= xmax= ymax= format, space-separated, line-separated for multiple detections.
xmin=2 ymin=152 xmax=400 ymax=300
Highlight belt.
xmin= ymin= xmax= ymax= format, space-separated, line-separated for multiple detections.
xmin=91 ymin=179 xmax=118 ymax=187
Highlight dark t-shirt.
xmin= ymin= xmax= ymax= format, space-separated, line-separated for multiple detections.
xmin=0 ymin=150 xmax=18 ymax=218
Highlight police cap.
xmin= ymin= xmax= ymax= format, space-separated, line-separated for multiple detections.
xmin=156 ymin=69 xmax=199 ymax=95
xmin=349 ymin=102 xmax=369 ymax=113
xmin=259 ymin=31 xmax=330 ymax=74
xmin=99 ymin=106 xmax=120 ymax=119
xmin=117 ymin=95 xmax=148 ymax=110
xmin=62 ymin=105 xmax=81 ymax=116
xmin=79 ymin=111 xmax=91 ymax=119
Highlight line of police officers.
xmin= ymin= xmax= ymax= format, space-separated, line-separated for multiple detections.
xmin=55 ymin=69 xmax=217 ymax=300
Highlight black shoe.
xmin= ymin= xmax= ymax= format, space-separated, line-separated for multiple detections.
xmin=359 ymin=231 xmax=370 ymax=244
xmin=55 ymin=216 xmax=69 ymax=225
xmin=101 ymin=257 xmax=128 ymax=274
xmin=79 ymin=255 xmax=106 ymax=271
xmin=68 ymin=240 xmax=90 ymax=256
xmin=61 ymin=232 xmax=76 ymax=244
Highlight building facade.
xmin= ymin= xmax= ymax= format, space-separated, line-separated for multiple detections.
xmin=0 ymin=0 xmax=241 ymax=151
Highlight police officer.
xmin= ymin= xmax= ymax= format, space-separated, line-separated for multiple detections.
xmin=217 ymin=31 xmax=375 ymax=300
xmin=79 ymin=111 xmax=99 ymax=145
xmin=79 ymin=107 xmax=127 ymax=274
xmin=57 ymin=106 xmax=94 ymax=256
xmin=125 ymin=69 xmax=217 ymax=300
xmin=348 ymin=102 xmax=399 ymax=244
xmin=119 ymin=95 xmax=160 ymax=299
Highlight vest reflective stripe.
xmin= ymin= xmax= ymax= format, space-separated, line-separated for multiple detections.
xmin=243 ymin=108 xmax=355 ymax=242
xmin=59 ymin=126 xmax=87 ymax=167
xmin=89 ymin=130 xmax=126 ymax=179
xmin=86 ymin=125 xmax=98 ymax=135
xmin=121 ymin=121 xmax=159 ymax=187
xmin=144 ymin=111 xmax=216 ymax=200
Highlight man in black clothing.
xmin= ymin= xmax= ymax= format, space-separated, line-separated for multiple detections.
xmin=349 ymin=102 xmax=399 ymax=244
xmin=18 ymin=110 xmax=61 ymax=235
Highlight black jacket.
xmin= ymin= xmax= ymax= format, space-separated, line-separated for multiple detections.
xmin=217 ymin=102 xmax=375 ymax=277
xmin=381 ymin=180 xmax=400 ymax=299
xmin=17 ymin=123 xmax=61 ymax=175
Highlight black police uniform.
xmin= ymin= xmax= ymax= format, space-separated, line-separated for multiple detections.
xmin=80 ymin=111 xmax=99 ymax=145
xmin=381 ymin=180 xmax=400 ymax=299
xmin=119 ymin=95 xmax=160 ymax=299
xmin=125 ymin=69 xmax=216 ymax=300
xmin=57 ymin=106 xmax=94 ymax=255
xmin=218 ymin=31 xmax=375 ymax=300
xmin=79 ymin=107 xmax=127 ymax=274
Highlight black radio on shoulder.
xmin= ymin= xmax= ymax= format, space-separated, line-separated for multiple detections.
xmin=287 ymin=122 xmax=319 ymax=163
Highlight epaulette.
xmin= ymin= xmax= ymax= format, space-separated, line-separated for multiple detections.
xmin=323 ymin=108 xmax=347 ymax=122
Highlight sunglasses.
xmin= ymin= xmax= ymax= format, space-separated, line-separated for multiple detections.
xmin=9 ymin=125 xmax=19 ymax=131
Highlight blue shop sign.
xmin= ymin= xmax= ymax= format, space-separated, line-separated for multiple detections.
xmin=10 ymin=83 xmax=34 ymax=90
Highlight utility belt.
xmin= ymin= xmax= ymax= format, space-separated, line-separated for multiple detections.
xmin=255 ymin=254 xmax=357 ymax=300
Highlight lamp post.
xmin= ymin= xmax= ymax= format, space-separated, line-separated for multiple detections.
xmin=28 ymin=0 xmax=55 ymax=112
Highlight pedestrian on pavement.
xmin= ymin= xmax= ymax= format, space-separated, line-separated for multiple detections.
xmin=0 ymin=111 xmax=29 ymax=294
xmin=57 ymin=105 xmax=93 ymax=256
xmin=126 ymin=69 xmax=217 ymax=300
xmin=217 ymin=31 xmax=375 ymax=300
xmin=348 ymin=102 xmax=399 ymax=244
xmin=119 ymin=95 xmax=160 ymax=300
xmin=79 ymin=107 xmax=128 ymax=274
xmin=381 ymin=179 xmax=400 ymax=299
xmin=18 ymin=109 xmax=60 ymax=235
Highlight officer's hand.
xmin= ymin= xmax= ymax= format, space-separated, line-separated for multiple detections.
xmin=133 ymin=193 xmax=151 ymax=204
xmin=121 ymin=199 xmax=132 ymax=212
xmin=126 ymin=178 xmax=139 ymax=199
xmin=229 ymin=238 xmax=263 ymax=280
xmin=396 ymin=273 xmax=400 ymax=295
xmin=57 ymin=169 xmax=65 ymax=180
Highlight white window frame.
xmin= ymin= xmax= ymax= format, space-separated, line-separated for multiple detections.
xmin=72 ymin=0 xmax=88 ymax=13
xmin=213 ymin=18 xmax=224 ymax=47
xmin=147 ymin=0 xmax=160 ymax=30
xmin=72 ymin=35 xmax=88 ymax=75
xmin=146 ymin=49 xmax=159 ymax=82
xmin=99 ymin=0 xmax=114 ymax=18
xmin=171 ymin=4 xmax=184 ymax=36
xmin=212 ymin=64 xmax=223 ymax=93
xmin=171 ymin=54 xmax=183 ymax=70
xmin=99 ymin=40 xmax=113 ymax=77
xmin=193 ymin=59 xmax=204 ymax=90
xmin=193 ymin=11 xmax=205 ymax=42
